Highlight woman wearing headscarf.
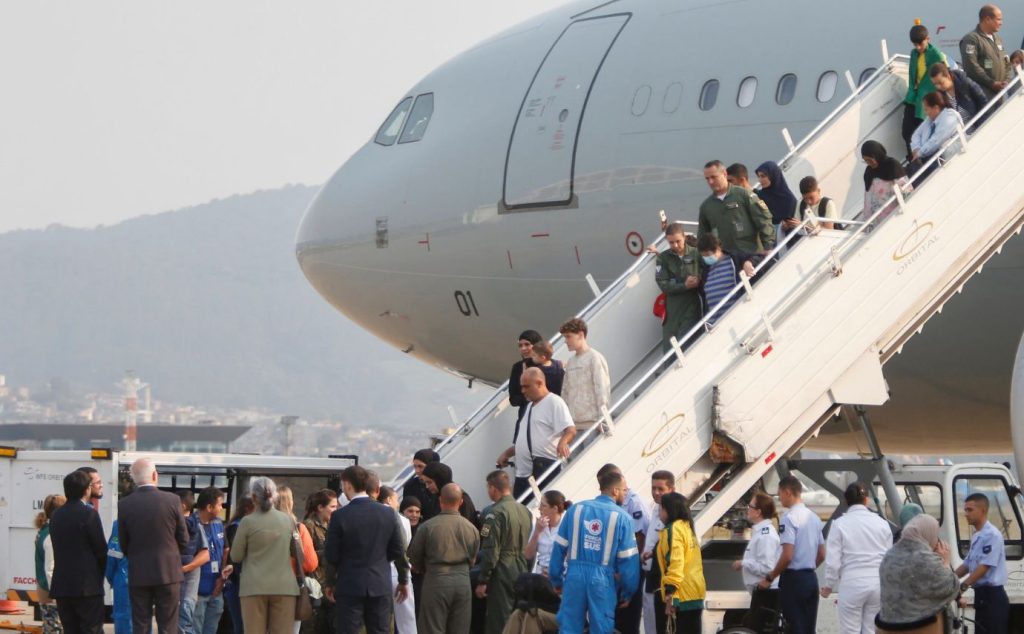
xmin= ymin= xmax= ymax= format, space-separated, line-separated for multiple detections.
xmin=861 ymin=140 xmax=911 ymax=222
xmin=399 ymin=497 xmax=425 ymax=616
xmin=755 ymin=161 xmax=799 ymax=245
xmin=876 ymin=514 xmax=959 ymax=633
xmin=421 ymin=462 xmax=480 ymax=528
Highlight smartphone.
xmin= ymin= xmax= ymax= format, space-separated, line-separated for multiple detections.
xmin=659 ymin=209 xmax=667 ymax=223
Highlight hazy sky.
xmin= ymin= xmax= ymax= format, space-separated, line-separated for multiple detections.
xmin=0 ymin=2 xmax=556 ymax=233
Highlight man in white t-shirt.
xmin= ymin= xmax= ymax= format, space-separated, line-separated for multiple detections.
xmin=496 ymin=367 xmax=576 ymax=499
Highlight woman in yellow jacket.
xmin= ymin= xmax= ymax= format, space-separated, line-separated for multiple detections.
xmin=655 ymin=492 xmax=705 ymax=633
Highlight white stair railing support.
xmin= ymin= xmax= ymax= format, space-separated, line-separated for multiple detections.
xmin=739 ymin=270 xmax=755 ymax=300
xmin=669 ymin=336 xmax=685 ymax=367
xmin=781 ymin=128 xmax=796 ymax=152
xmin=894 ymin=183 xmax=907 ymax=214
xmin=844 ymin=70 xmax=857 ymax=92
xmin=958 ymin=122 xmax=969 ymax=154
xmin=829 ymin=246 xmax=843 ymax=277
xmin=585 ymin=273 xmax=601 ymax=298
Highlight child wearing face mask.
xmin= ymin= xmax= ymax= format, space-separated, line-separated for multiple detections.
xmin=697 ymin=233 xmax=764 ymax=327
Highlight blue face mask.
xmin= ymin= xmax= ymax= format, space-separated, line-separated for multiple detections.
xmin=702 ymin=255 xmax=718 ymax=266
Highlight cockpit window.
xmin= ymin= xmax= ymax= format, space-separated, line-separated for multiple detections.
xmin=398 ymin=93 xmax=434 ymax=144
xmin=375 ymin=97 xmax=413 ymax=146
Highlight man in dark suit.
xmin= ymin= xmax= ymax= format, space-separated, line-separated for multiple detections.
xmin=118 ymin=458 xmax=189 ymax=634
xmin=326 ymin=465 xmax=410 ymax=634
xmin=49 ymin=470 xmax=107 ymax=634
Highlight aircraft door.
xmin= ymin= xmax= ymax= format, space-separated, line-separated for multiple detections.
xmin=502 ymin=14 xmax=630 ymax=210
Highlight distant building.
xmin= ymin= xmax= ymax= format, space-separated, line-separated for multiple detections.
xmin=0 ymin=423 xmax=250 ymax=453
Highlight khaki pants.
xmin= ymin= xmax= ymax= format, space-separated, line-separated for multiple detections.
xmin=241 ymin=595 xmax=296 ymax=634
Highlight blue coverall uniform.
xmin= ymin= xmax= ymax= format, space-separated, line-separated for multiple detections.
xmin=549 ymin=495 xmax=641 ymax=634
xmin=105 ymin=520 xmax=131 ymax=634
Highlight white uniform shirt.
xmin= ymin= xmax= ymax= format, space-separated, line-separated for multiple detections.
xmin=823 ymin=504 xmax=892 ymax=589
xmin=513 ymin=394 xmax=574 ymax=477
xmin=742 ymin=519 xmax=781 ymax=591
xmin=622 ymin=489 xmax=651 ymax=537
xmin=642 ymin=503 xmax=665 ymax=572
xmin=530 ymin=514 xmax=563 ymax=574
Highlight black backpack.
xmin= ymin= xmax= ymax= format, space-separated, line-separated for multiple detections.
xmin=799 ymin=196 xmax=844 ymax=230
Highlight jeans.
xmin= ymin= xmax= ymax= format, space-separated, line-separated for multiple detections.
xmin=194 ymin=593 xmax=225 ymax=634
xmin=180 ymin=569 xmax=201 ymax=634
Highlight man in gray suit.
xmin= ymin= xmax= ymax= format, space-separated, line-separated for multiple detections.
xmin=118 ymin=458 xmax=189 ymax=634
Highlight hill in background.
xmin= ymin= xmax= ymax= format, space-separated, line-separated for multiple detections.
xmin=0 ymin=185 xmax=484 ymax=428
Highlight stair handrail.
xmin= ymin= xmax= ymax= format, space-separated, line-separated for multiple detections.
xmin=520 ymin=61 xmax=1024 ymax=503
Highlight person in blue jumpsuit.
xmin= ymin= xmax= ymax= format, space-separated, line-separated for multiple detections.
xmin=105 ymin=519 xmax=131 ymax=634
xmin=956 ymin=492 xmax=1009 ymax=634
xmin=549 ymin=469 xmax=640 ymax=634
xmin=596 ymin=464 xmax=650 ymax=634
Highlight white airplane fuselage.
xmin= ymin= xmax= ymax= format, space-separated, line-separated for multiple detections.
xmin=296 ymin=0 xmax=1024 ymax=454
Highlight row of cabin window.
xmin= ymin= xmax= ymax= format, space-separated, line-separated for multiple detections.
xmin=653 ymin=68 xmax=878 ymax=113
xmin=375 ymin=93 xmax=435 ymax=146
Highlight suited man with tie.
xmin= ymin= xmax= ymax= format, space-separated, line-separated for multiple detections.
xmin=326 ymin=465 xmax=410 ymax=634
xmin=49 ymin=469 xmax=107 ymax=634
xmin=118 ymin=458 xmax=189 ymax=634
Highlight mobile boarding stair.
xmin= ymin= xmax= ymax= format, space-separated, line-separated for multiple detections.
xmin=394 ymin=55 xmax=1024 ymax=534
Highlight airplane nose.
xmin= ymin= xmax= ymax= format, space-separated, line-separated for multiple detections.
xmin=294 ymin=150 xmax=419 ymax=354
xmin=296 ymin=152 xmax=385 ymax=310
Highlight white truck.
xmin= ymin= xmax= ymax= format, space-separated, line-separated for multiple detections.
xmin=700 ymin=461 xmax=1024 ymax=633
xmin=0 ymin=448 xmax=357 ymax=606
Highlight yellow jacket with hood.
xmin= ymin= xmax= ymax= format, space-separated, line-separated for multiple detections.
xmin=656 ymin=519 xmax=706 ymax=610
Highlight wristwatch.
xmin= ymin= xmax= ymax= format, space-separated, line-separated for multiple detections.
xmin=765 ymin=574 xmax=774 ymax=583
xmin=960 ymin=582 xmax=970 ymax=593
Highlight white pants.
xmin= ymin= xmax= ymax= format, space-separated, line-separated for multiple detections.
xmin=391 ymin=564 xmax=417 ymax=634
xmin=642 ymin=590 xmax=657 ymax=634
xmin=837 ymin=577 xmax=880 ymax=634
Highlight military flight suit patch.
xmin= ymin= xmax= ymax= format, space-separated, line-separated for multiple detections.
xmin=983 ymin=544 xmax=992 ymax=554
xmin=965 ymin=44 xmax=977 ymax=54
xmin=779 ymin=525 xmax=786 ymax=533
xmin=761 ymin=527 xmax=770 ymax=535
xmin=633 ymin=511 xmax=643 ymax=519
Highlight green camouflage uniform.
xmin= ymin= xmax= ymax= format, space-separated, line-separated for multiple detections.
xmin=478 ymin=494 xmax=531 ymax=634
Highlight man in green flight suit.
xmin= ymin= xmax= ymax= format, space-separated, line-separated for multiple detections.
xmin=407 ymin=483 xmax=480 ymax=634
xmin=474 ymin=470 xmax=531 ymax=634
xmin=698 ymin=160 xmax=775 ymax=254
xmin=656 ymin=222 xmax=702 ymax=352
xmin=960 ymin=4 xmax=1012 ymax=100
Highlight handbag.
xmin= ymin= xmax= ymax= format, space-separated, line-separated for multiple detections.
xmin=290 ymin=521 xmax=315 ymax=621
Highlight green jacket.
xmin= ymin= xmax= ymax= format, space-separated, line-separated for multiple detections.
xmin=655 ymin=246 xmax=703 ymax=337
xmin=905 ymin=43 xmax=948 ymax=118
xmin=698 ymin=186 xmax=775 ymax=253
xmin=477 ymin=495 xmax=530 ymax=584
xmin=960 ymin=27 xmax=1011 ymax=97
